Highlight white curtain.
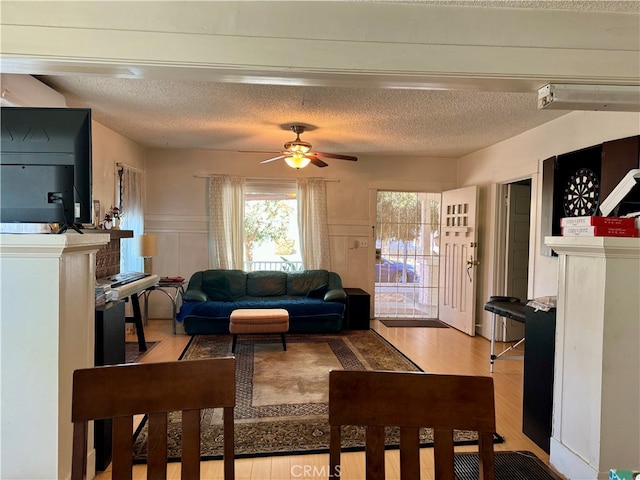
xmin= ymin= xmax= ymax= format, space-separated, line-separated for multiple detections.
xmin=118 ymin=165 xmax=145 ymax=273
xmin=207 ymin=176 xmax=245 ymax=269
xmin=297 ymin=178 xmax=330 ymax=270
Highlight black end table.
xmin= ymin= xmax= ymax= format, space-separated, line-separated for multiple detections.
xmin=343 ymin=288 xmax=371 ymax=330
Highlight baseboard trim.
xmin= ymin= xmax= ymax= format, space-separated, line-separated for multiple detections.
xmin=550 ymin=438 xmax=602 ymax=480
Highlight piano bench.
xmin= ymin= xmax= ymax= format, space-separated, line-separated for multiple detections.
xmin=484 ymin=296 xmax=526 ymax=373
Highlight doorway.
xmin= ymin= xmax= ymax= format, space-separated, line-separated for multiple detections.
xmin=499 ymin=179 xmax=531 ymax=341
xmin=374 ymin=191 xmax=441 ymax=319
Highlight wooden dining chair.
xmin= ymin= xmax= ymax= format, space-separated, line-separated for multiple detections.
xmin=71 ymin=357 xmax=236 ymax=480
xmin=329 ymin=370 xmax=496 ymax=480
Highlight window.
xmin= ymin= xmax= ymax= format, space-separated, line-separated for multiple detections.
xmin=117 ymin=165 xmax=145 ymax=273
xmin=244 ymin=179 xmax=302 ymax=272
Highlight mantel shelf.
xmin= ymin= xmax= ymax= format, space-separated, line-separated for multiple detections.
xmin=82 ymin=228 xmax=134 ymax=240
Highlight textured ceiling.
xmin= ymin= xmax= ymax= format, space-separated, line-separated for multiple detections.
xmin=39 ymin=77 xmax=568 ymax=157
xmin=33 ymin=0 xmax=637 ymax=159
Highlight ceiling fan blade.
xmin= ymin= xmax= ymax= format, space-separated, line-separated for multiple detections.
xmin=239 ymin=150 xmax=280 ymax=154
xmin=260 ymin=154 xmax=286 ymax=164
xmin=308 ymin=155 xmax=329 ymax=168
xmin=313 ymin=151 xmax=358 ymax=161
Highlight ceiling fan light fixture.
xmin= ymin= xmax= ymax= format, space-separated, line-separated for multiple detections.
xmin=284 ymin=154 xmax=311 ymax=169
xmin=257 ymin=124 xmax=357 ymax=168
xmin=284 ymin=140 xmax=312 ymax=154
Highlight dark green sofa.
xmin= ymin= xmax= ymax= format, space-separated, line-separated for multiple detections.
xmin=178 ymin=269 xmax=347 ymax=334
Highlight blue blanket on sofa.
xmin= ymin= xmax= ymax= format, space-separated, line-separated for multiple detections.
xmin=178 ymin=297 xmax=345 ymax=322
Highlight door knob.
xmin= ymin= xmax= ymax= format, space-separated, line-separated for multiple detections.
xmin=466 ymin=256 xmax=479 ymax=282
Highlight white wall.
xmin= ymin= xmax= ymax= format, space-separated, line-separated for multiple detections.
xmin=142 ymin=149 xmax=457 ymax=318
xmin=458 ymin=110 xmax=640 ymax=337
xmin=137 ymin=113 xmax=640 ymax=327
xmin=90 ymin=122 xmax=146 ymax=222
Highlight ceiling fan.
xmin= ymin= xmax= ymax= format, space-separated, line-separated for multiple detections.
xmin=258 ymin=125 xmax=358 ymax=169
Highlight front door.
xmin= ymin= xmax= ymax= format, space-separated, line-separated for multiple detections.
xmin=374 ymin=191 xmax=441 ymax=319
xmin=438 ymin=186 xmax=479 ymax=335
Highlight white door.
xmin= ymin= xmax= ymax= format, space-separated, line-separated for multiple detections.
xmin=438 ymin=186 xmax=479 ymax=335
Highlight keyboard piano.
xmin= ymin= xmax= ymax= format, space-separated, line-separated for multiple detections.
xmin=110 ymin=274 xmax=159 ymax=300
xmin=100 ymin=271 xmax=148 ymax=287
xmin=97 ymin=273 xmax=160 ymax=300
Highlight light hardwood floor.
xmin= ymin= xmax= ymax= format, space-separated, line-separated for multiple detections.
xmin=94 ymin=318 xmax=563 ymax=480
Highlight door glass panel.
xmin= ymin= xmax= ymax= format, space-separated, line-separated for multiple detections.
xmin=374 ymin=191 xmax=441 ymax=319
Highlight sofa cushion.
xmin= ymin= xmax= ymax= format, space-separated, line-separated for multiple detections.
xmin=179 ymin=297 xmax=345 ymax=323
xmin=202 ymin=276 xmax=234 ymax=302
xmin=247 ymin=271 xmax=287 ymax=296
xmin=287 ymin=270 xmax=330 ymax=296
xmin=307 ymin=283 xmax=329 ymax=299
xmin=201 ymin=270 xmax=247 ymax=297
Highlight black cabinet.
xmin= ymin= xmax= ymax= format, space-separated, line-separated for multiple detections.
xmin=540 ymin=135 xmax=640 ymax=256
xmin=344 ymin=288 xmax=371 ymax=330
xmin=95 ymin=300 xmax=125 ymax=366
xmin=94 ymin=300 xmax=125 ymax=471
xmin=522 ymin=305 xmax=557 ymax=453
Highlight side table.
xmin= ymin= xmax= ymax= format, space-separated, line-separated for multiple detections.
xmin=142 ymin=279 xmax=186 ymax=334
xmin=343 ymin=288 xmax=371 ymax=330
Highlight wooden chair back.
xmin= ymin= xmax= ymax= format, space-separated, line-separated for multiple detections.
xmin=71 ymin=357 xmax=235 ymax=480
xmin=329 ymin=370 xmax=496 ymax=480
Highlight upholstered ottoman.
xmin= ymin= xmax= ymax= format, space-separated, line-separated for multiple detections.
xmin=229 ymin=308 xmax=289 ymax=353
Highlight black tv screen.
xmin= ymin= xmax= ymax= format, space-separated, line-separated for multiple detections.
xmin=0 ymin=107 xmax=92 ymax=225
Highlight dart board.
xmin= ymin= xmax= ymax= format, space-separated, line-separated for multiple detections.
xmin=563 ymin=167 xmax=600 ymax=217
xmin=542 ymin=136 xmax=639 ymax=254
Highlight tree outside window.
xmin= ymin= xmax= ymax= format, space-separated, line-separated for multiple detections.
xmin=244 ymin=196 xmax=302 ymax=271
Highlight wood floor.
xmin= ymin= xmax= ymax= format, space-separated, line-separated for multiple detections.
xmin=94 ymin=318 xmax=564 ymax=480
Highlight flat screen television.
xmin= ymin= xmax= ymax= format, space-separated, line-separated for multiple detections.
xmin=0 ymin=107 xmax=92 ymax=231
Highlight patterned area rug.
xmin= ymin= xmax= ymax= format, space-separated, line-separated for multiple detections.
xmin=132 ymin=330 xmax=502 ymax=461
